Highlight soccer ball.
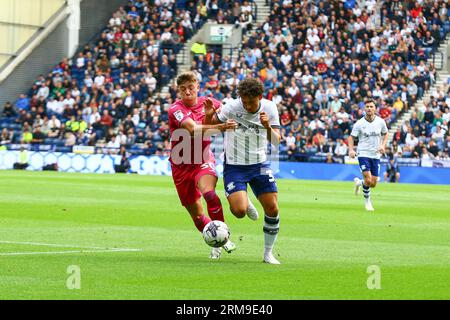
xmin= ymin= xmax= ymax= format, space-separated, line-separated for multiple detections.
xmin=202 ymin=220 xmax=230 ymax=248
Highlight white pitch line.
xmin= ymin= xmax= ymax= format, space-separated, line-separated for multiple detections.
xmin=0 ymin=248 xmax=142 ymax=256
xmin=0 ymin=240 xmax=140 ymax=251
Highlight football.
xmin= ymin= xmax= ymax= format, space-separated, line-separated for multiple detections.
xmin=202 ymin=220 xmax=230 ymax=248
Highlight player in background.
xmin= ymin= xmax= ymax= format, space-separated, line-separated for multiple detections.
xmin=168 ymin=71 xmax=237 ymax=259
xmin=348 ymin=99 xmax=389 ymax=211
xmin=204 ymin=78 xmax=282 ymax=264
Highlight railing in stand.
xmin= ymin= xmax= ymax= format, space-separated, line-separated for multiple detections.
xmin=431 ymin=51 xmax=444 ymax=71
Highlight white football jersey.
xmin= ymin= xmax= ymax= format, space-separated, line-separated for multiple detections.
xmin=351 ymin=116 xmax=388 ymax=159
xmin=217 ymin=98 xmax=280 ymax=165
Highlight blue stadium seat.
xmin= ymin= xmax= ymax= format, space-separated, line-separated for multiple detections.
xmin=55 ymin=146 xmax=72 ymax=153
xmin=54 ymin=139 xmax=66 ymax=147
xmin=44 ymin=138 xmax=55 ymax=145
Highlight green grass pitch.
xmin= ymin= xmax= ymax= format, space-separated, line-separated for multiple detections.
xmin=0 ymin=170 xmax=448 ymax=299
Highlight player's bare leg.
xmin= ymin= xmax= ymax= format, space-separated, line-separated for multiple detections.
xmin=227 ymin=190 xmax=249 ymax=218
xmin=258 ymin=192 xmax=281 ymax=265
xmin=197 ymin=174 xmax=236 ymax=254
xmin=227 ymin=190 xmax=259 ymax=220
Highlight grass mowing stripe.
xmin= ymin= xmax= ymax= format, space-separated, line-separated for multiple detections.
xmin=0 ymin=170 xmax=448 ymax=299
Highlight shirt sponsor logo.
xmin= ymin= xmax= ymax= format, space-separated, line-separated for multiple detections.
xmin=174 ymin=110 xmax=184 ymax=122
xmin=363 ymin=132 xmax=380 ymax=137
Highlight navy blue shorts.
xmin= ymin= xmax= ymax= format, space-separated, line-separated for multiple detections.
xmin=358 ymin=157 xmax=381 ymax=177
xmin=223 ymin=162 xmax=278 ymax=198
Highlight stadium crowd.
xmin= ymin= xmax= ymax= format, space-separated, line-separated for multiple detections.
xmin=1 ymin=0 xmax=449 ymax=163
xmin=0 ymin=0 xmax=255 ymax=156
xmin=391 ymin=82 xmax=450 ymax=160
xmin=193 ymin=0 xmax=449 ymax=162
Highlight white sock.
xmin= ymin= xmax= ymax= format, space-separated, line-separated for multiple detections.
xmin=263 ymin=214 xmax=279 ymax=255
xmin=362 ymin=184 xmax=371 ymax=199
xmin=357 ymin=179 xmax=364 ymax=187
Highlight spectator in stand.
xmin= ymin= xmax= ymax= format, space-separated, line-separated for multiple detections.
xmin=48 ymin=115 xmax=61 ymax=138
xmin=2 ymin=102 xmax=16 ymax=118
xmin=15 ymin=94 xmax=30 ymax=111
xmin=334 ymin=138 xmax=348 ymax=161
xmin=21 ymin=126 xmax=33 ymax=144
xmin=100 ymin=109 xmax=113 ymax=134
xmin=31 ymin=126 xmax=45 ymax=145
xmin=0 ymin=128 xmax=13 ymax=145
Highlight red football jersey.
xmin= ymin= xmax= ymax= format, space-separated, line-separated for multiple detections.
xmin=168 ymin=96 xmax=221 ymax=166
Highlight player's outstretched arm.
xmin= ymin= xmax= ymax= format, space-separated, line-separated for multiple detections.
xmin=181 ymin=117 xmax=237 ymax=137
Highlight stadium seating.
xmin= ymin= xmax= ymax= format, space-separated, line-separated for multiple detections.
xmin=1 ymin=0 xmax=449 ymax=163
xmin=195 ymin=0 xmax=449 ymax=162
xmin=392 ymin=82 xmax=450 ymax=160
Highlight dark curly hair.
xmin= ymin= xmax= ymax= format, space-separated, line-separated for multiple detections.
xmin=237 ymin=78 xmax=264 ymax=98
xmin=364 ymin=98 xmax=376 ymax=106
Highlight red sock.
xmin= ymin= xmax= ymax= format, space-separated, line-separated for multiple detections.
xmin=203 ymin=191 xmax=224 ymax=222
xmin=191 ymin=214 xmax=211 ymax=232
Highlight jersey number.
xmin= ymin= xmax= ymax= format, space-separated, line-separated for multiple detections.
xmin=267 ymin=170 xmax=275 ymax=183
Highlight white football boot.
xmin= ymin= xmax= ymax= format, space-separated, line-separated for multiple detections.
xmin=222 ymin=239 xmax=237 ymax=253
xmin=209 ymin=247 xmax=222 ymax=260
xmin=246 ymin=196 xmax=259 ymax=221
xmin=263 ymin=251 xmax=281 ymax=265
xmin=365 ymin=198 xmax=375 ymax=212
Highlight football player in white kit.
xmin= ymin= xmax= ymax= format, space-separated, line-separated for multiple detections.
xmin=204 ymin=78 xmax=282 ymax=264
xmin=348 ymin=99 xmax=389 ymax=211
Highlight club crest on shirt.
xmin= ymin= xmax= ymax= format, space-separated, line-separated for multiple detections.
xmin=174 ymin=110 xmax=184 ymax=122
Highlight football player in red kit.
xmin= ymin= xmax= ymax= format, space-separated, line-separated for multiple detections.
xmin=168 ymin=71 xmax=237 ymax=259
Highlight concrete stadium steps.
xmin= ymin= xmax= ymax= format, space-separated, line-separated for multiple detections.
xmin=156 ymin=1 xmax=273 ymax=99
xmin=427 ymin=43 xmax=448 ymax=70
xmin=238 ymin=0 xmax=271 ymax=55
xmin=176 ymin=49 xmax=185 ymax=65
xmin=158 ymin=46 xmax=189 ymax=96
xmin=255 ymin=0 xmax=270 ymax=24
xmin=387 ymin=72 xmax=450 ymax=141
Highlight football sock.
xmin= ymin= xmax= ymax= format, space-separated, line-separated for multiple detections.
xmin=357 ymin=179 xmax=364 ymax=187
xmin=203 ymin=190 xmax=224 ymax=222
xmin=263 ymin=214 xmax=280 ymax=255
xmin=362 ymin=184 xmax=371 ymax=199
xmin=191 ymin=214 xmax=211 ymax=233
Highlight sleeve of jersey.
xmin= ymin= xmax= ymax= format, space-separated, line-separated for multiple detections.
xmin=216 ymin=104 xmax=230 ymax=123
xmin=350 ymin=122 xmax=360 ymax=137
xmin=269 ymin=103 xmax=281 ymax=128
xmin=169 ymin=107 xmax=190 ymax=128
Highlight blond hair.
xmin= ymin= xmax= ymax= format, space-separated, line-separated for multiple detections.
xmin=176 ymin=71 xmax=198 ymax=86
